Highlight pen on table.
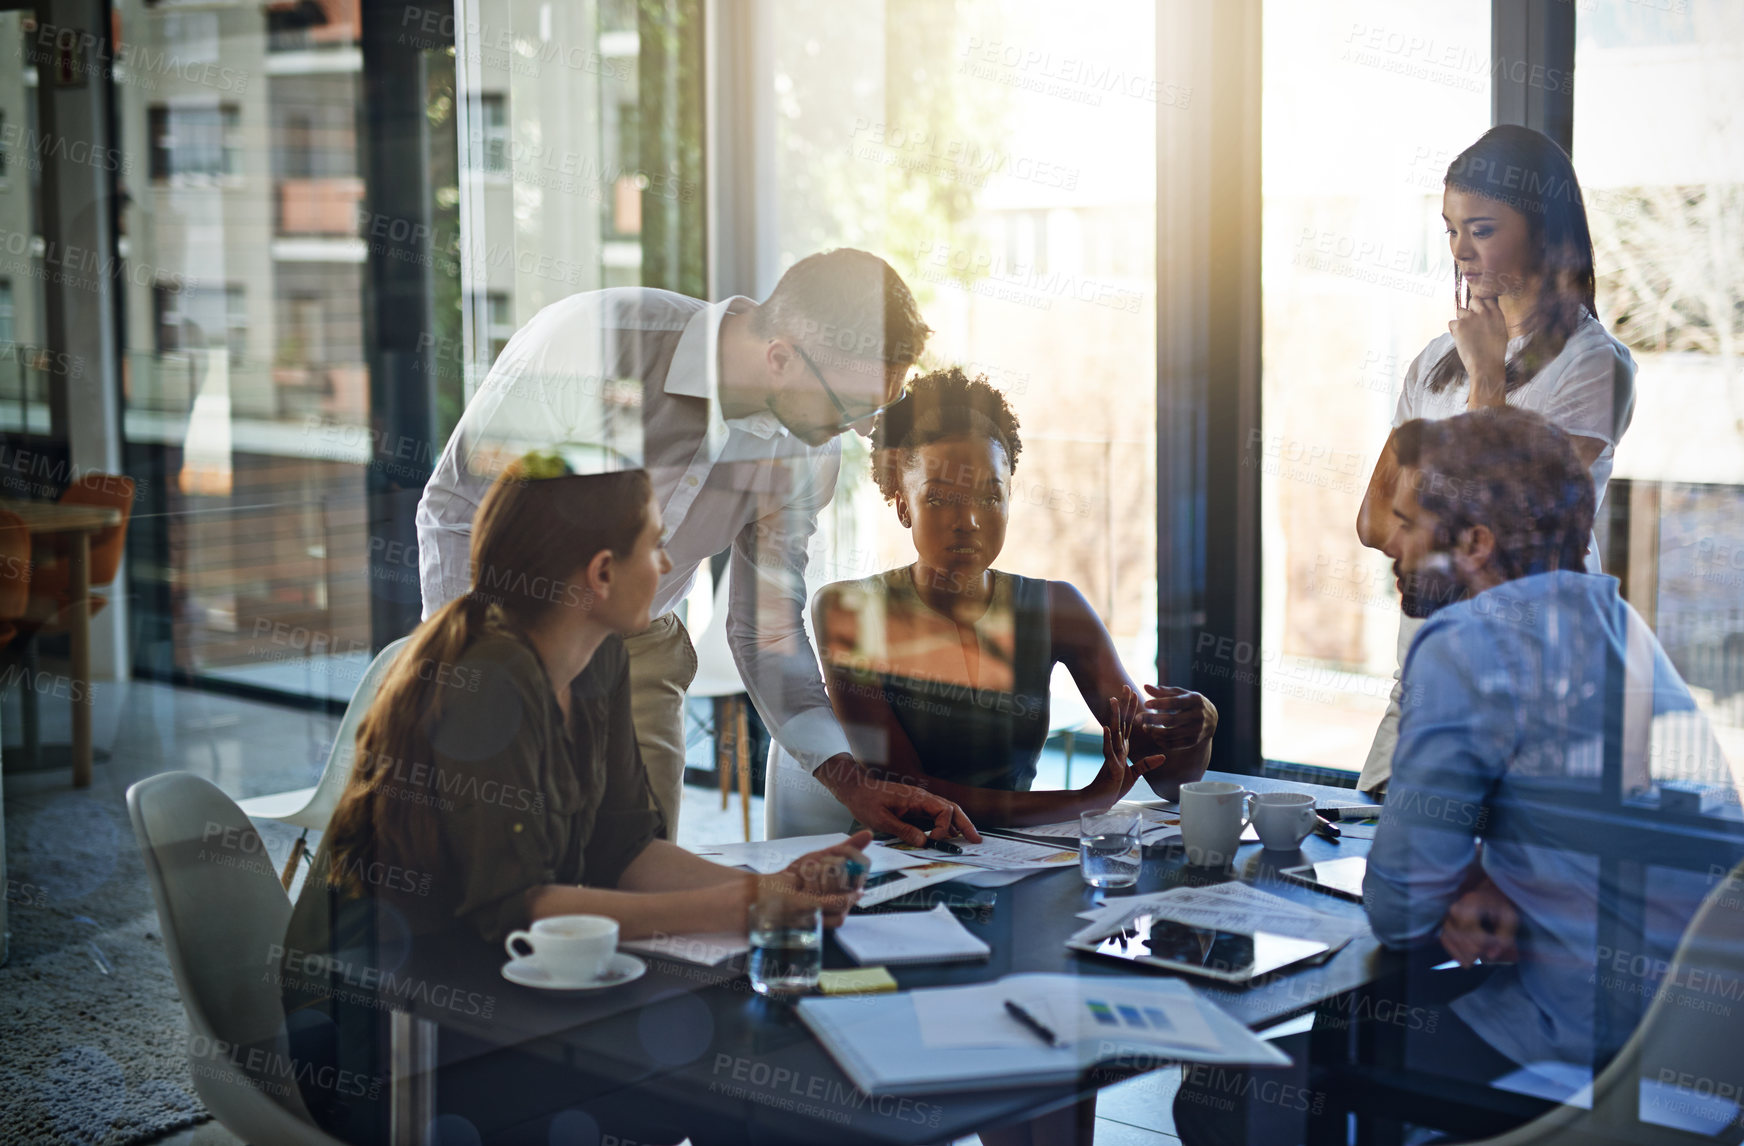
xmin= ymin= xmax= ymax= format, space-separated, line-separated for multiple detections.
xmin=924 ymin=837 xmax=964 ymax=855
xmin=1317 ymin=806 xmax=1379 ymax=822
xmin=1312 ymin=814 xmax=1342 ymax=843
xmin=1003 ymin=999 xmax=1062 ymax=1048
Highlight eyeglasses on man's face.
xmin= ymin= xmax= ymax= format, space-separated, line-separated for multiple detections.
xmin=792 ymin=342 xmax=907 ymax=428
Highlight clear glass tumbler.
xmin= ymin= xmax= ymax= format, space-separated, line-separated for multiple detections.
xmin=747 ymin=897 xmax=823 ymax=997
xmin=1079 ymin=809 xmax=1143 ymax=889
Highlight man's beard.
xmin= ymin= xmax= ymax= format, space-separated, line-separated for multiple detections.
xmin=1397 ymin=551 xmax=1468 ymax=619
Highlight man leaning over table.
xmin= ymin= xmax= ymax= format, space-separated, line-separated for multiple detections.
xmin=418 ymin=249 xmax=979 ymax=845
xmin=1175 ymin=408 xmax=1742 ymax=1146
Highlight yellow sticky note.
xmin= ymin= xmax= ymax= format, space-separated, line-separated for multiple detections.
xmin=818 ymin=967 xmax=899 ymax=995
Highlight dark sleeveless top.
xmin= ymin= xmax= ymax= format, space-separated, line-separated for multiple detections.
xmin=823 ymin=569 xmax=1053 ymax=791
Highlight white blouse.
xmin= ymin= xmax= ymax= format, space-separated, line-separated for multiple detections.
xmin=1393 ymin=313 xmax=1637 ymax=569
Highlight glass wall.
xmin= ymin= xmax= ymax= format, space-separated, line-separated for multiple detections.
xmin=112 ymin=0 xmax=375 ymax=702
xmin=0 ymin=12 xmax=50 ymax=443
xmin=1259 ymin=0 xmax=1491 ymax=771
xmin=104 ymin=0 xmax=700 ymax=703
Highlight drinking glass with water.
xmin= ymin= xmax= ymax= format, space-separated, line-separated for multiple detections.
xmin=1079 ymin=809 xmax=1143 ymax=888
xmin=747 ymin=897 xmax=823 ymax=996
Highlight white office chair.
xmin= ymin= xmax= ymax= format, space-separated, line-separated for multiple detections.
xmin=687 ymin=571 xmax=757 ymax=840
xmin=1466 ymin=856 xmax=1744 ymax=1145
xmin=127 ymin=771 xmax=346 ymax=1146
xmin=239 ymin=637 xmax=409 ymax=887
xmin=1045 ymin=662 xmax=1099 ymax=787
xmin=764 ymin=739 xmax=855 ymax=839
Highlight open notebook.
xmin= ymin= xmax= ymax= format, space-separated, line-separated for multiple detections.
xmin=798 ymin=972 xmax=1290 ymax=1096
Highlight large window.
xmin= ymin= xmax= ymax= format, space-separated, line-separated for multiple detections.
xmin=122 ymin=5 xmax=375 ymax=699
xmin=1573 ymin=0 xmax=1744 ymax=769
xmin=750 ymin=0 xmax=1158 ymax=695
xmin=1259 ymin=0 xmax=1491 ymax=772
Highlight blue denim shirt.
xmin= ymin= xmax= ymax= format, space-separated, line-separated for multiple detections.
xmin=1364 ymin=571 xmax=1740 ymax=1066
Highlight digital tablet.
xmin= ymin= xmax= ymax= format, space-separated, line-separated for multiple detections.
xmin=1277 ymin=856 xmax=1368 ymax=902
xmin=1069 ymin=913 xmax=1332 ymax=985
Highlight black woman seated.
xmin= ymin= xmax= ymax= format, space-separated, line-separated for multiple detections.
xmin=813 ymin=368 xmax=1217 ymax=829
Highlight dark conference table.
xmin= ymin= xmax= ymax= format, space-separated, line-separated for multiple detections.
xmin=383 ymin=772 xmax=1394 ymax=1144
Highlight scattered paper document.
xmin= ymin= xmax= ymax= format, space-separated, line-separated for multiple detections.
xmin=1000 ymin=803 xmax=1181 ymax=844
xmin=690 ymin=834 xmax=929 ymax=875
xmin=836 ymin=904 xmax=992 ymax=966
xmin=1070 ymin=881 xmax=1368 ymax=952
xmin=855 ymin=861 xmax=976 ymax=906
xmin=886 ymin=834 xmax=1078 ymax=871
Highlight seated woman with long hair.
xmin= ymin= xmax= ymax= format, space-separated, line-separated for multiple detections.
xmin=813 ymin=369 xmax=1218 ymax=829
xmin=280 ymin=453 xmax=865 ymax=1145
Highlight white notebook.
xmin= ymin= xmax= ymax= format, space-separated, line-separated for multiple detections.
xmin=834 ymin=904 xmax=992 ymax=965
xmin=798 ymin=972 xmax=1291 ymax=1096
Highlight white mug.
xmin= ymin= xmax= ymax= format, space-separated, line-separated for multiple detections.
xmin=1179 ymin=781 xmax=1255 ymax=868
xmin=504 ymin=914 xmax=618 ymax=982
xmin=1252 ymin=791 xmax=1317 ymax=851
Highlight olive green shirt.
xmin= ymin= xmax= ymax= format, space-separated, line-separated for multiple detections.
xmin=280 ymin=615 xmax=664 ymax=1014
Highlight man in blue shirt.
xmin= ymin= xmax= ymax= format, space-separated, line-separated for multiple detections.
xmin=1176 ymin=408 xmax=1740 ymax=1144
xmin=1365 ymin=407 xmax=1737 ymax=1071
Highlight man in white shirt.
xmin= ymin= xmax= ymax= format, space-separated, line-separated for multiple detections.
xmin=418 ymin=249 xmax=979 ymax=844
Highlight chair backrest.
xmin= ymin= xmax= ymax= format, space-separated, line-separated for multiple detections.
xmin=129 ymin=771 xmax=294 ymax=1049
xmin=0 ymin=509 xmax=30 ymax=621
xmin=291 ymin=636 xmax=411 ymax=832
xmin=764 ymin=740 xmax=854 ymax=838
xmin=127 ymin=771 xmax=342 ymax=1144
xmin=59 ymin=473 xmax=135 ymax=587
xmin=1475 ymin=857 xmax=1744 ymax=1145
xmin=1046 ymin=662 xmax=1095 ymax=735
xmin=689 ymin=568 xmax=747 ymax=699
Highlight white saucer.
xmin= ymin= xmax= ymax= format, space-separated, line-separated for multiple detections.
xmin=501 ymin=952 xmax=646 ymax=992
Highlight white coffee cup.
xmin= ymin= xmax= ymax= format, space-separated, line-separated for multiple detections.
xmin=1252 ymin=791 xmax=1317 ymax=850
xmin=504 ymin=914 xmax=618 ymax=982
xmin=1179 ymin=780 xmax=1255 ymax=867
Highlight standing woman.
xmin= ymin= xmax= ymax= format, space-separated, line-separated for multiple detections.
xmin=1354 ymin=125 xmax=1636 ymax=794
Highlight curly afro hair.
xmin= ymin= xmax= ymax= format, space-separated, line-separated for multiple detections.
xmin=870 ymin=367 xmax=1022 ymax=504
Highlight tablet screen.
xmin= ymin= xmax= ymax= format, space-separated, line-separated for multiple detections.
xmin=1089 ymin=914 xmax=1330 ymax=982
xmin=1279 ymin=856 xmax=1368 ymax=902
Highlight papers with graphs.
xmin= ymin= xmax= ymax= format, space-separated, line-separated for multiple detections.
xmin=1000 ymin=803 xmax=1182 ymax=847
xmin=911 ymin=975 xmax=1223 ymax=1054
xmin=689 ymin=834 xmax=931 ymax=875
xmin=855 ymin=860 xmax=977 ymax=906
xmin=885 ymin=834 xmax=1079 ymax=871
xmin=1071 ymin=881 xmax=1370 ymax=952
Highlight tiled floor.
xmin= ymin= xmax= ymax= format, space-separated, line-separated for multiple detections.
xmin=5 ymin=677 xmax=1181 ymax=1145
